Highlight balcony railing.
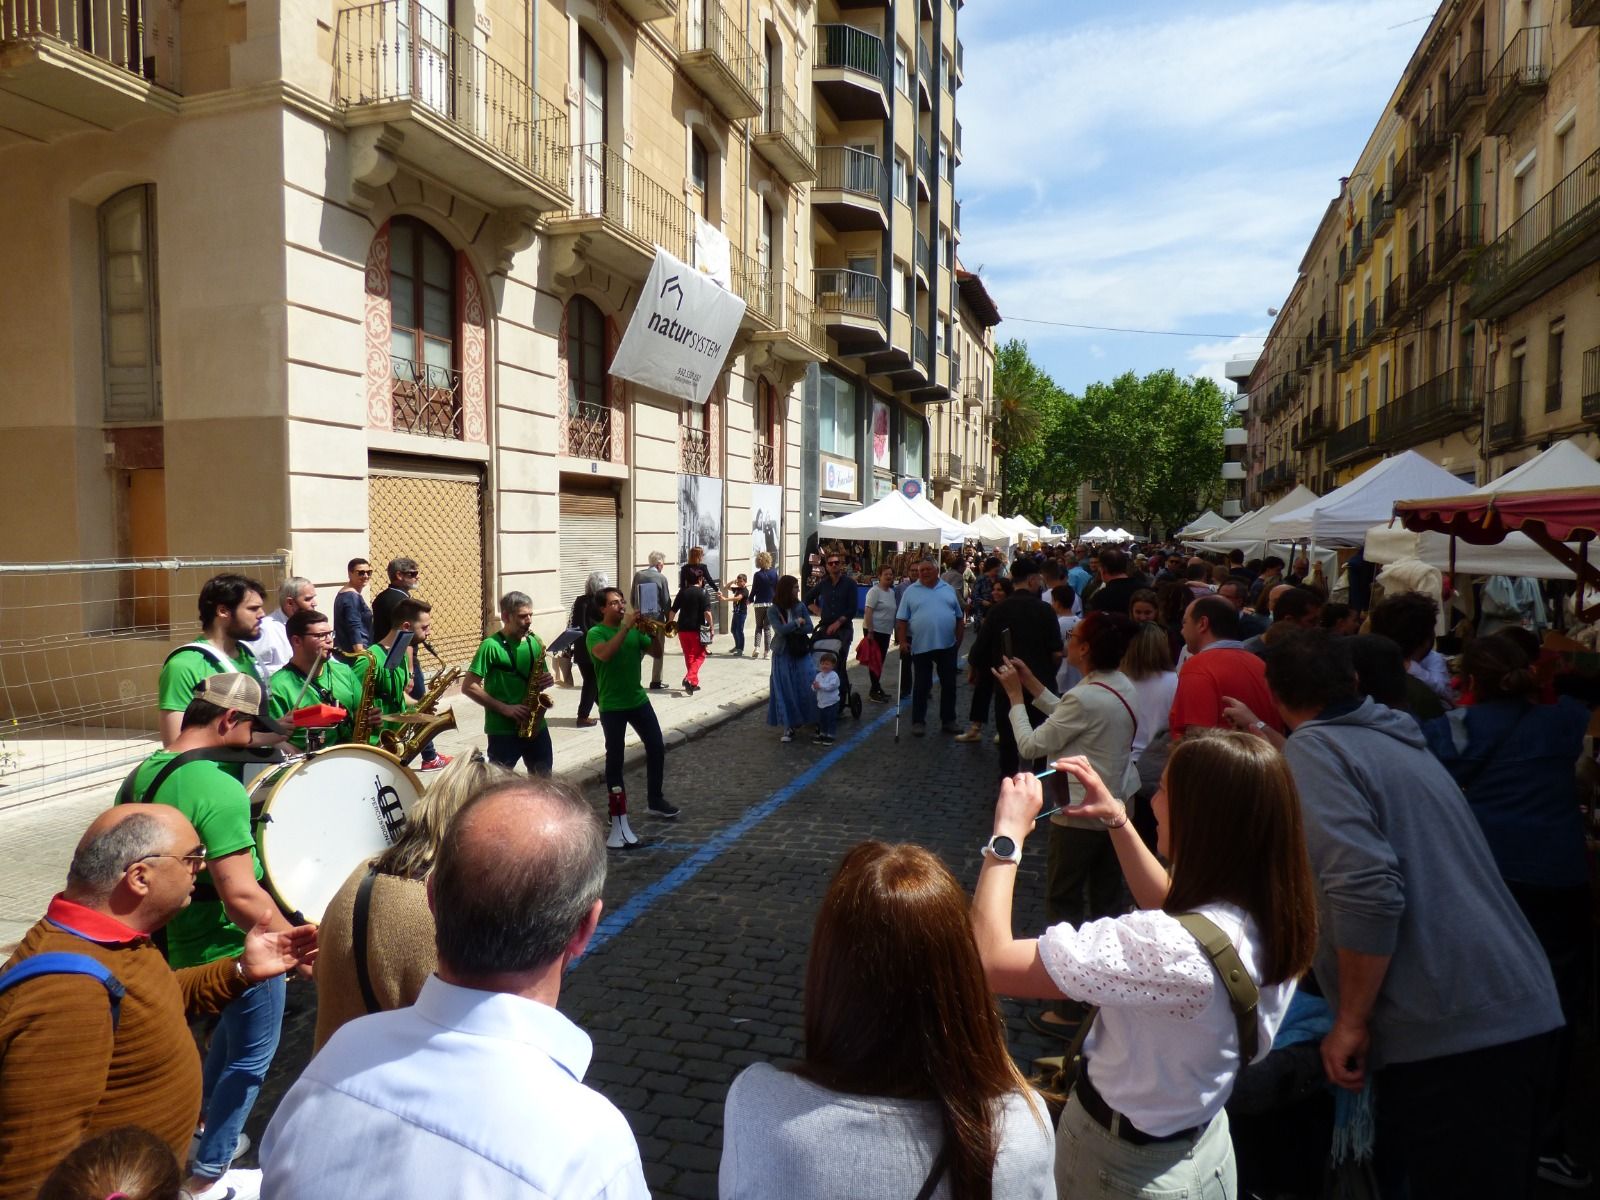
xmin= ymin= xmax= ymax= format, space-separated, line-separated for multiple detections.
xmin=915 ymin=229 xmax=931 ymax=278
xmin=1381 ymin=276 xmax=1405 ymax=326
xmin=1470 ymin=146 xmax=1600 ymax=317
xmin=680 ymin=425 xmax=713 ymax=476
xmin=1392 ymin=149 xmax=1419 ymax=203
xmin=730 ymin=248 xmax=777 ymax=325
xmin=1435 ymin=203 xmax=1485 ymax=275
xmin=336 ymin=1 xmax=569 ymax=193
xmin=1327 ymin=416 xmax=1373 ymax=465
xmin=967 ymin=464 xmax=988 ymax=489
xmin=1487 ymin=380 xmax=1525 ymax=446
xmin=1414 ymin=103 xmax=1447 ymax=168
xmin=1408 ymin=244 xmax=1432 ymax=303
xmin=1352 ymin=218 xmax=1369 ymax=264
xmin=567 ymin=142 xmax=691 ymax=259
xmin=916 ymin=38 xmax=932 ymax=99
xmin=1443 ymin=49 xmax=1485 ymax=128
xmin=1362 ymin=300 xmax=1378 ymax=347
xmin=391 ymin=356 xmax=462 ymax=439
xmin=755 ymin=85 xmax=816 ymax=180
xmin=913 ymin=326 xmax=931 ymax=370
xmin=676 ymin=0 xmax=762 ymax=118
xmin=1487 ymin=26 xmax=1551 ymax=134
xmin=1375 ymin=369 xmax=1481 ymax=445
xmin=1582 ymin=346 xmax=1600 ymax=418
xmin=1345 ymin=321 xmax=1358 ymax=357
xmin=954 ymin=198 xmax=962 ymax=233
xmin=1338 ymin=244 xmax=1354 ymax=284
xmin=753 ymin=437 xmax=775 ymax=484
xmin=814 ymin=268 xmax=890 ymax=329
xmin=816 ymin=144 xmax=889 ymax=206
xmin=784 ymin=284 xmax=825 ymax=354
xmin=2 ymin=0 xmax=180 ymax=88
xmin=566 ymin=400 xmax=613 ymax=460
xmin=1372 ymin=187 xmax=1395 ymax=235
xmin=932 ymin=452 xmax=961 ymax=483
xmin=815 ymin=23 xmax=891 ymax=89
xmin=915 ymin=132 xmax=932 ymax=182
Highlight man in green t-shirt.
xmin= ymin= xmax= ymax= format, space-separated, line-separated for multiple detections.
xmin=463 ymin=590 xmax=557 ymax=774
xmin=266 ymin=610 xmax=368 ymax=751
xmin=346 ymin=597 xmax=434 ymax=753
xmin=122 ymin=672 xmax=314 ymax=1195
xmin=588 ymin=586 xmax=676 ymax=849
xmin=157 ymin=574 xmax=272 ymax=750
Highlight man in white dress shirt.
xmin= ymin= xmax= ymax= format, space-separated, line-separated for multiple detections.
xmin=260 ymin=777 xmax=649 ymax=1200
xmin=248 ymin=577 xmax=317 ymax=678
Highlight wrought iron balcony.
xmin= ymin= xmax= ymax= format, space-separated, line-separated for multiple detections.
xmin=1582 ymin=346 xmax=1600 ymax=419
xmin=753 ymin=437 xmax=775 ymax=484
xmin=680 ymin=425 xmax=713 ymax=476
xmin=1314 ymin=312 xmax=1337 ymax=357
xmin=814 ymin=267 xmax=889 ymax=354
xmin=1435 ymin=203 xmax=1485 ymax=278
xmin=814 ymin=144 xmax=889 ymax=230
xmin=1381 ymin=276 xmax=1405 ymax=327
xmin=962 ymin=382 xmax=983 ymax=411
xmin=753 ymin=86 xmax=816 ymax=183
xmin=1372 ymin=187 xmax=1395 ymax=236
xmin=913 ymin=326 xmax=932 ymax=371
xmin=730 ymin=248 xmax=777 ymax=329
xmin=0 ymin=0 xmax=180 ymax=139
xmin=1326 ymin=415 xmax=1374 ymax=466
xmin=915 ymin=132 xmax=933 ymax=193
xmin=814 ymin=23 xmax=890 ymax=120
xmin=1486 ymin=26 xmax=1550 ymax=135
xmin=335 ymin=1 xmax=570 ymax=211
xmin=931 ymin=452 xmax=962 ymax=484
xmin=967 ymin=463 xmax=988 ymax=490
xmin=1468 ymin=146 xmax=1600 ymax=321
xmin=1413 ymin=103 xmax=1448 ymax=169
xmin=676 ymin=1 xmax=762 ymax=118
xmin=783 ymin=284 xmax=826 ymax=357
xmin=1443 ymin=49 xmax=1485 ymax=131
xmin=1345 ymin=321 xmax=1358 ymax=358
xmin=566 ymin=400 xmax=613 ymax=460
xmin=391 ymin=356 xmax=463 ymax=440
xmin=555 ymin=143 xmax=691 ymax=275
xmin=915 ymin=38 xmax=932 ymax=108
xmin=1361 ymin=300 xmax=1378 ymax=347
xmin=1407 ymin=244 xmax=1433 ymax=307
xmin=1574 ymin=0 xmax=1600 ymax=27
xmin=1375 ymin=369 xmax=1480 ymax=446
xmin=1487 ymin=380 xmax=1524 ymax=447
xmin=1338 ymin=243 xmax=1355 ymax=285
xmin=1353 ymin=217 xmax=1372 ymax=265
xmin=1392 ymin=149 xmax=1420 ymax=205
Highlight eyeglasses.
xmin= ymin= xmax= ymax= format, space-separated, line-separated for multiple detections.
xmin=826 ymin=559 xmax=843 ymax=566
xmin=131 ymin=850 xmax=209 ymax=870
xmin=355 ymin=570 xmax=373 ymax=577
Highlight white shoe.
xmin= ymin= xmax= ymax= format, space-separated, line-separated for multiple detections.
xmin=781 ymin=729 xmax=794 ymax=743
xmin=606 ymin=814 xmax=640 ymax=849
xmin=190 ymin=1168 xmax=262 ymax=1200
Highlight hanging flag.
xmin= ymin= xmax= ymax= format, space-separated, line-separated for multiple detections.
xmin=609 ymin=249 xmax=747 ymax=405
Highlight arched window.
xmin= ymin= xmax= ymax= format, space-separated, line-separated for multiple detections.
xmin=389 ymin=217 xmax=458 ymax=436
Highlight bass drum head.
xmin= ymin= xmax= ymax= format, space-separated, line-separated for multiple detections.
xmin=252 ymin=744 xmax=421 ymax=924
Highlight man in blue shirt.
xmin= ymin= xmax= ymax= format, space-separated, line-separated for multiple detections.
xmin=895 ymin=558 xmax=965 ymax=736
xmin=1065 ymin=553 xmax=1091 ymax=598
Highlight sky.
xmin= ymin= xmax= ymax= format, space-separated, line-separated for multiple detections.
xmin=955 ymin=0 xmax=1431 ymax=395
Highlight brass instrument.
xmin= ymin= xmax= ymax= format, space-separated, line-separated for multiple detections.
xmin=349 ymin=649 xmax=381 ymax=744
xmin=383 ymin=661 xmax=462 ymax=765
xmin=633 ymin=614 xmax=678 ymax=638
xmin=517 ymin=649 xmax=556 ymax=737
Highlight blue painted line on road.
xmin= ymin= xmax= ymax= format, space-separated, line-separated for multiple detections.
xmin=582 ymin=701 xmax=901 ymax=958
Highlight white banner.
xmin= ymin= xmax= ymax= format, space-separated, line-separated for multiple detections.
xmin=693 ymin=215 xmax=732 ymax=290
xmin=609 ymin=249 xmax=746 ymax=405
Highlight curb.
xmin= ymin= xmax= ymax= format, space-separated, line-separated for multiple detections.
xmin=556 ymin=686 xmax=772 ymax=791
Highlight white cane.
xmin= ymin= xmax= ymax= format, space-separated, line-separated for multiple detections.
xmin=893 ymin=640 xmax=904 ymax=743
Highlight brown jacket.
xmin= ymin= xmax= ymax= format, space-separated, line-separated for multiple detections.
xmin=0 ymin=898 xmax=246 ymax=1200
xmin=314 ymin=866 xmax=438 ymax=1052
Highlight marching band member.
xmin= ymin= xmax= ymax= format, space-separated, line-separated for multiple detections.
xmin=349 ymin=599 xmax=432 ymax=742
xmin=463 ymin=591 xmax=557 ymax=776
xmin=266 ymin=610 xmax=366 ymax=751
xmin=158 ymin=575 xmax=270 ymax=752
xmin=588 ymin=588 xmax=678 ymax=849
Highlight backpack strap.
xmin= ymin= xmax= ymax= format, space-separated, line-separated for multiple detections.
xmin=0 ymin=952 xmax=125 ymax=1030
xmin=1174 ymin=912 xmax=1261 ymax=1063
xmin=351 ymin=868 xmax=382 ymax=1015
xmin=115 ymin=748 xmax=219 ymax=808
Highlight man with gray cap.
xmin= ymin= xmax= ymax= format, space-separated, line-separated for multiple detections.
xmin=263 ymin=776 xmax=647 ymax=1198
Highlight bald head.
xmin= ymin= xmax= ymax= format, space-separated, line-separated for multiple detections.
xmin=67 ymin=806 xmax=197 ymax=899
xmin=431 ymin=779 xmax=606 ymax=980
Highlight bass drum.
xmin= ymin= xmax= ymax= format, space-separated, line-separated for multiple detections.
xmin=250 ymin=744 xmax=421 ymax=924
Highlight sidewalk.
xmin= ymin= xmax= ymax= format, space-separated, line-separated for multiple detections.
xmin=0 ymin=640 xmax=794 ymax=951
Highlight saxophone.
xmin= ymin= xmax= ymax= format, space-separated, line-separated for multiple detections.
xmin=385 ymin=661 xmax=461 ymax=764
xmin=517 ymin=648 xmax=556 ymax=737
xmin=349 ymin=649 xmax=380 ymax=744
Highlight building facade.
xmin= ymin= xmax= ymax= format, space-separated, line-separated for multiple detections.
xmin=2 ymin=0 xmax=995 ymax=665
xmin=927 ymin=266 xmax=1000 ymax=523
xmin=1244 ymin=0 xmax=1600 ymax=507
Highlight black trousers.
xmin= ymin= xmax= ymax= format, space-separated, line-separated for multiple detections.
xmin=1505 ymin=880 xmax=1590 ymax=1155
xmin=1045 ymin=824 xmax=1125 ymax=927
xmin=995 ymin=696 xmax=1046 ymax=778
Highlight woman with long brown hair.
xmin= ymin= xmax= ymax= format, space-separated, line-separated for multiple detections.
xmin=766 ymin=574 xmax=818 ymax=743
xmin=720 ymin=842 xmax=1054 ymax=1199
xmin=971 ymin=733 xmax=1319 ymax=1199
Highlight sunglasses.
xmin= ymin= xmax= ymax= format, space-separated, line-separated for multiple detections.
xmin=131 ymin=849 xmax=209 ymax=870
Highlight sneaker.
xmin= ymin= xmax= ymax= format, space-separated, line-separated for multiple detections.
xmin=648 ymin=682 xmax=667 ymax=691
xmin=418 ymin=754 xmax=451 ymax=772
xmin=648 ymin=797 xmax=681 ymax=819
xmin=911 ymin=723 xmax=926 ymax=737
xmin=781 ymin=729 xmax=794 ymax=743
xmin=813 ymin=733 xmax=834 ymax=745
xmin=868 ymin=690 xmax=889 ymax=703
xmin=188 ymin=1130 xmax=251 ymax=1168
xmin=953 ymin=724 xmax=983 ymax=743
xmin=1538 ymin=1153 xmax=1594 ymax=1190
xmin=190 ymin=1168 xmax=263 ymax=1200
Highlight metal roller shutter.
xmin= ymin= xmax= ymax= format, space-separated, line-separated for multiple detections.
xmin=559 ymin=489 xmax=620 ymax=612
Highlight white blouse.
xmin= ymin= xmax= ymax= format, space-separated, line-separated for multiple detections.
xmin=1037 ymin=902 xmax=1295 ymax=1138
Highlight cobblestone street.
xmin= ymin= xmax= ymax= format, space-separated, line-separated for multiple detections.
xmin=241 ymin=666 xmax=1066 ymax=1199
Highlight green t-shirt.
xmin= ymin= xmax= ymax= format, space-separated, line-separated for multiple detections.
xmin=353 ymin=647 xmax=411 ymax=715
xmin=267 ymin=658 xmax=364 ymax=750
xmin=157 ymin=641 xmax=262 ymax=779
xmin=587 ymin=624 xmax=651 ymax=713
xmin=468 ymin=632 xmax=547 ymax=736
xmin=128 ymin=750 xmax=262 ymax=968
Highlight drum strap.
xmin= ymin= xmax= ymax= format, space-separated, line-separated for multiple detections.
xmin=352 ymin=867 xmax=381 ymax=1015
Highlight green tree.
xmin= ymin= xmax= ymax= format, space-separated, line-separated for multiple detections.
xmin=993 ymin=339 xmax=1073 ymax=518
xmin=1052 ymin=370 xmax=1229 ymax=537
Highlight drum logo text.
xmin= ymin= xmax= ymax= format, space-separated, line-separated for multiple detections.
xmin=371 ymin=775 xmax=408 ymax=844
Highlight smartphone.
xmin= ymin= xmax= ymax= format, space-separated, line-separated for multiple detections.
xmin=1001 ymin=628 xmax=1014 ymax=660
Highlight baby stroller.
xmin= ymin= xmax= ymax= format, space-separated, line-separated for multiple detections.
xmin=810 ymin=632 xmax=864 ymax=721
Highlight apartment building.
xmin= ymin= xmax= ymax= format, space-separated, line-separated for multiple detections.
xmin=2 ymin=0 xmax=994 ymax=666
xmin=926 ymin=265 xmax=1000 ymax=523
xmin=1245 ymin=0 xmax=1600 ymax=506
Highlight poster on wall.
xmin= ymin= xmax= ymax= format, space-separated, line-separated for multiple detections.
xmin=678 ymin=473 xmax=724 ymax=587
xmin=750 ymin=483 xmax=783 ymax=572
xmin=871 ymin=400 xmax=892 ymax=470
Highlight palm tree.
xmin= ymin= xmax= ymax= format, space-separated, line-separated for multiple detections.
xmin=992 ymin=339 xmax=1051 ymax=507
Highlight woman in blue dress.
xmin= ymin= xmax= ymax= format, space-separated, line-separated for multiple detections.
xmin=767 ymin=574 xmax=817 ymax=742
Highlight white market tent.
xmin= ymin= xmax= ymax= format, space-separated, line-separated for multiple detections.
xmin=1269 ymin=450 xmax=1468 ymax=547
xmin=970 ymin=512 xmax=1018 ymax=549
xmin=1197 ymin=486 xmax=1318 ymax=558
xmin=817 ymin=491 xmax=951 ymax=542
xmin=1005 ymin=514 xmax=1043 ymax=541
xmin=1364 ymin=439 xmax=1600 ymax=580
xmin=1083 ymin=526 xmax=1110 ymax=541
xmin=1177 ymin=510 xmax=1229 ymax=538
xmin=904 ymin=492 xmax=978 ymax=542
xmin=1107 ymin=527 xmax=1134 ymax=542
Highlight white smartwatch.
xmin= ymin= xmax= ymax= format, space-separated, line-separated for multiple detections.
xmin=981 ymin=833 xmax=1022 ymax=865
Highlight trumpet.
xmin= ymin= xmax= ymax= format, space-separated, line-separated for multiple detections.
xmin=633 ymin=614 xmax=677 ymax=638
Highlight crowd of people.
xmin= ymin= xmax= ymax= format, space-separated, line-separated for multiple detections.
xmin=0 ymin=536 xmax=1595 ymax=1200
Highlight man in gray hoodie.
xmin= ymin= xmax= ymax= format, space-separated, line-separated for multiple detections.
xmin=1264 ymin=630 xmax=1562 ymax=1200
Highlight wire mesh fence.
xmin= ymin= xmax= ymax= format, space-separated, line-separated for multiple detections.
xmin=0 ymin=553 xmax=290 ymax=805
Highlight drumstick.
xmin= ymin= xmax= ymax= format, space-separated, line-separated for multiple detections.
xmin=288 ymin=649 xmax=327 ymax=711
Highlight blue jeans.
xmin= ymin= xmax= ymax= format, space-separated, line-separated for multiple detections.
xmin=731 ymin=607 xmax=747 ymax=653
xmin=600 ymin=702 xmax=665 ymax=804
xmin=911 ymin=645 xmax=958 ymax=726
xmin=486 ymin=727 xmax=553 ymax=775
xmin=194 ymin=974 xmax=286 ymax=1177
xmin=817 ymin=703 xmax=838 ymax=737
